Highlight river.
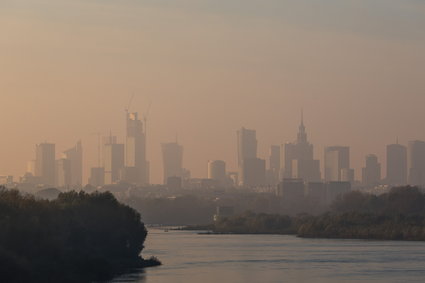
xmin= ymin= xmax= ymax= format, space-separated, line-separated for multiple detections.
xmin=113 ymin=229 xmax=425 ymax=282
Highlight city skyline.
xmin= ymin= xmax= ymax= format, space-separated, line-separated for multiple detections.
xmin=6 ymin=111 xmax=425 ymax=187
xmin=3 ymin=2 xmax=425 ymax=282
xmin=1 ymin=0 xmax=425 ymax=184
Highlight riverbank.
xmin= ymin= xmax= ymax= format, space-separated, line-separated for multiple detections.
xmin=182 ymin=187 xmax=425 ymax=241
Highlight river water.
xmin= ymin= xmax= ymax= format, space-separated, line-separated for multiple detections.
xmin=113 ymin=229 xmax=425 ymax=283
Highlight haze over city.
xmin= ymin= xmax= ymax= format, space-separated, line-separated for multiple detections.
xmin=1 ymin=0 xmax=425 ymax=184
xmin=4 ymin=1 xmax=425 ymax=283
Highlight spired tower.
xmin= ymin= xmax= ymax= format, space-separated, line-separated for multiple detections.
xmin=283 ymin=111 xmax=321 ymax=182
xmin=125 ymin=112 xmax=149 ymax=185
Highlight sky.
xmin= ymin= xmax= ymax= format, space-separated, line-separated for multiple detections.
xmin=1 ymin=0 xmax=425 ymax=184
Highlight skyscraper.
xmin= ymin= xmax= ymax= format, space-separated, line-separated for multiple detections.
xmin=125 ymin=112 xmax=149 ymax=185
xmin=362 ymin=154 xmax=381 ymax=187
xmin=35 ymin=143 xmax=55 ymax=186
xmin=88 ymin=167 xmax=105 ymax=187
xmin=324 ymin=146 xmax=350 ymax=182
xmin=55 ymin=158 xmax=71 ymax=188
xmin=408 ymin=140 xmax=425 ymax=187
xmin=242 ymin=158 xmax=266 ymax=187
xmin=386 ymin=143 xmax=407 ymax=186
xmin=208 ymin=160 xmax=226 ymax=184
xmin=103 ymin=136 xmax=125 ymax=185
xmin=283 ymin=113 xmax=320 ymax=182
xmin=237 ymin=127 xmax=257 ymax=167
xmin=267 ymin=145 xmax=281 ymax=185
xmin=237 ymin=127 xmax=263 ymax=186
xmin=161 ymin=142 xmax=183 ymax=184
xmin=269 ymin=145 xmax=281 ymax=172
xmin=63 ymin=140 xmax=83 ymax=186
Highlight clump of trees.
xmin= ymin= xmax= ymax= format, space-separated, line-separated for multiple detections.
xmin=0 ymin=187 xmax=160 ymax=282
xmin=206 ymin=187 xmax=425 ymax=241
xmin=297 ymin=186 xmax=425 ymax=240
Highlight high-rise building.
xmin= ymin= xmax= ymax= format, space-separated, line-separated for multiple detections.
xmin=277 ymin=178 xmax=305 ymax=200
xmin=161 ymin=142 xmax=183 ymax=184
xmin=283 ymin=113 xmax=320 ymax=183
xmin=63 ymin=141 xmax=83 ymax=187
xmin=55 ymin=158 xmax=71 ymax=188
xmin=324 ymin=146 xmax=350 ymax=182
xmin=408 ymin=140 xmax=425 ymax=187
xmin=208 ymin=160 xmax=226 ymax=184
xmin=35 ymin=143 xmax=56 ymax=186
xmin=340 ymin=168 xmax=355 ymax=183
xmin=386 ymin=143 xmax=407 ymax=186
xmin=88 ymin=167 xmax=105 ymax=187
xmin=362 ymin=154 xmax=381 ymax=187
xmin=237 ymin=127 xmax=257 ymax=166
xmin=269 ymin=145 xmax=280 ymax=172
xmin=126 ymin=112 xmax=149 ymax=185
xmin=267 ymin=145 xmax=281 ymax=185
xmin=103 ymin=136 xmax=125 ymax=185
xmin=241 ymin=158 xmax=266 ymax=187
xmin=292 ymin=159 xmax=321 ymax=182
xmin=237 ymin=127 xmax=260 ymax=186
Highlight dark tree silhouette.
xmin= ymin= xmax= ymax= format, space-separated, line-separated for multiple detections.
xmin=0 ymin=187 xmax=160 ymax=282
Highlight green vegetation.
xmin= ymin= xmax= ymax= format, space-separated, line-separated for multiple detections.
xmin=0 ymin=187 xmax=160 ymax=282
xmin=200 ymin=186 xmax=425 ymax=241
xmin=298 ymin=186 xmax=425 ymax=240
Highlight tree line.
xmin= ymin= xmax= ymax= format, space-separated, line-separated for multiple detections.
xmin=210 ymin=186 xmax=425 ymax=241
xmin=0 ymin=187 xmax=160 ymax=282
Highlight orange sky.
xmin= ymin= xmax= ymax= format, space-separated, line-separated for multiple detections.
xmin=1 ymin=0 xmax=425 ymax=184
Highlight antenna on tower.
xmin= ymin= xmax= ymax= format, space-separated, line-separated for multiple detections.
xmin=301 ymin=108 xmax=304 ymax=125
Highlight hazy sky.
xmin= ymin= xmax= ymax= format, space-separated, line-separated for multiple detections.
xmin=1 ymin=0 xmax=425 ymax=184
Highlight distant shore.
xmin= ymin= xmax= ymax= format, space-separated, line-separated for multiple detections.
xmin=181 ymin=187 xmax=425 ymax=242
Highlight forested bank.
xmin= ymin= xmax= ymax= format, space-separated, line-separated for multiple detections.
xmin=0 ymin=188 xmax=160 ymax=282
xmin=196 ymin=187 xmax=425 ymax=241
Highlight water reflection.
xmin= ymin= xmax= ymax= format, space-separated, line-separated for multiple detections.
xmin=112 ymin=229 xmax=425 ymax=283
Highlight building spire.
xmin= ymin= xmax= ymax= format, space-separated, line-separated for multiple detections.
xmin=297 ymin=109 xmax=307 ymax=144
xmin=301 ymin=108 xmax=304 ymax=126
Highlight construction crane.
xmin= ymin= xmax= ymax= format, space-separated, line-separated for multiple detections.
xmin=125 ymin=93 xmax=136 ymax=115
